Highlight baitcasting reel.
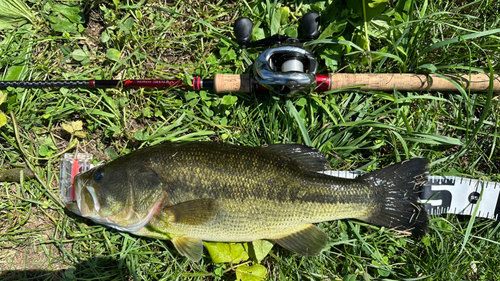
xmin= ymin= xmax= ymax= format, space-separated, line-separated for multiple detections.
xmin=234 ymin=12 xmax=320 ymax=96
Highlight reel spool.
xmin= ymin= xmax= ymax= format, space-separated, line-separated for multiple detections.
xmin=234 ymin=12 xmax=320 ymax=96
xmin=253 ymin=46 xmax=317 ymax=95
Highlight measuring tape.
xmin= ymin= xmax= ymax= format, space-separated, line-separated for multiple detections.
xmin=323 ymin=170 xmax=500 ymax=221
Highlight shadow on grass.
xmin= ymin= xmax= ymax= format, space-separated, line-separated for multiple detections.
xmin=0 ymin=256 xmax=133 ymax=281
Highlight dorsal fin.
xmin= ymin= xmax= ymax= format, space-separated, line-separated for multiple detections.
xmin=262 ymin=144 xmax=328 ymax=172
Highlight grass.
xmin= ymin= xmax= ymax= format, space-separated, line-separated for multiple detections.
xmin=0 ymin=0 xmax=499 ymax=280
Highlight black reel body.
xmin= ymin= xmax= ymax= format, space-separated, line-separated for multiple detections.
xmin=235 ymin=12 xmax=320 ymax=96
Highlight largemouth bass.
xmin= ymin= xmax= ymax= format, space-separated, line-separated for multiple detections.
xmin=64 ymin=142 xmax=429 ymax=261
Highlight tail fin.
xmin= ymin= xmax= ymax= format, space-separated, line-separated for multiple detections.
xmin=361 ymin=158 xmax=429 ymax=236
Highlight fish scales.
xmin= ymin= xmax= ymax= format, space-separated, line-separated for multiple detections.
xmin=67 ymin=142 xmax=429 ymax=261
xmin=144 ymin=144 xmax=375 ymax=238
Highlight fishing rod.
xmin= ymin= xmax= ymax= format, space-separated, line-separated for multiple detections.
xmin=1 ymin=73 xmax=498 ymax=94
xmin=1 ymin=13 xmax=499 ymax=95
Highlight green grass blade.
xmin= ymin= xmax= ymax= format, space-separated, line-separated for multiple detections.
xmin=421 ymin=28 xmax=500 ymax=55
xmin=286 ymin=100 xmax=312 ymax=146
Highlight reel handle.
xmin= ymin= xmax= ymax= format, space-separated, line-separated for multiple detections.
xmin=212 ymin=73 xmax=500 ymax=94
xmin=234 ymin=17 xmax=253 ymax=46
xmin=214 ymin=74 xmax=252 ymax=93
xmin=326 ymin=73 xmax=500 ymax=92
xmin=301 ymin=12 xmax=320 ymax=40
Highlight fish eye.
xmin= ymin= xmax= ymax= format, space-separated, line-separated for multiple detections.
xmin=94 ymin=171 xmax=103 ymax=181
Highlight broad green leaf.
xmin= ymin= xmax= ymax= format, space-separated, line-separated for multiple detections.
xmin=134 ymin=130 xmax=144 ymax=141
xmin=249 ymin=240 xmax=274 ymax=263
xmin=284 ymin=27 xmax=298 ymax=38
xmin=53 ymin=3 xmax=83 ymax=23
xmin=296 ymin=98 xmax=307 ymax=107
xmin=101 ymin=30 xmax=111 ymax=43
xmin=368 ymin=0 xmax=389 ymax=8
xmin=60 ymin=45 xmax=71 ymax=56
xmin=270 ymin=7 xmax=282 ymax=35
xmin=135 ymin=10 xmax=142 ymax=19
xmin=311 ymin=1 xmax=327 ymax=11
xmin=185 ymin=91 xmax=198 ymax=101
xmin=71 ymin=121 xmax=83 ymax=131
xmin=62 ymin=120 xmax=84 ymax=136
xmin=5 ymin=65 xmax=24 ymax=80
xmin=0 ymin=90 xmax=7 ymax=105
xmin=105 ymin=147 xmax=119 ymax=160
xmin=118 ymin=17 xmax=134 ymax=34
xmin=222 ymin=95 xmax=238 ymax=106
xmin=0 ymin=0 xmax=35 ymax=30
xmin=235 ymin=264 xmax=267 ymax=281
xmin=61 ymin=123 xmax=74 ymax=134
xmin=63 ymin=267 xmax=76 ymax=279
xmin=39 ymin=138 xmax=57 ymax=157
xmin=227 ymin=49 xmax=236 ymax=60
xmin=253 ymin=27 xmax=265 ymax=41
xmin=318 ymin=21 xmax=348 ymax=41
xmin=71 ymin=49 xmax=87 ymax=62
xmin=51 ymin=17 xmax=78 ymax=33
xmin=347 ymin=0 xmax=388 ymax=22
xmin=320 ymin=45 xmax=344 ymax=72
xmin=106 ymin=48 xmax=122 ymax=62
xmin=372 ymin=255 xmax=391 ymax=277
xmin=204 ymin=242 xmax=249 ymax=264
xmin=142 ymin=107 xmax=153 ymax=118
xmin=73 ymin=131 xmax=86 ymax=138
xmin=279 ymin=7 xmax=290 ymax=25
xmin=418 ymin=63 xmax=438 ymax=73
xmin=0 ymin=111 xmax=7 ymax=128
xmin=343 ymin=275 xmax=357 ymax=281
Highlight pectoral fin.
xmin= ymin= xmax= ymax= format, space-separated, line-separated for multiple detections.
xmin=273 ymin=224 xmax=328 ymax=257
xmin=172 ymin=237 xmax=204 ymax=262
xmin=166 ymin=199 xmax=217 ymax=225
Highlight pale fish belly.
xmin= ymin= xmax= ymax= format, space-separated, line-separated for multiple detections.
xmin=134 ymin=195 xmax=374 ymax=242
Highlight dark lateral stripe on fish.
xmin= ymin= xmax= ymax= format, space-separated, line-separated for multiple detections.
xmin=163 ymin=179 xmax=378 ymax=207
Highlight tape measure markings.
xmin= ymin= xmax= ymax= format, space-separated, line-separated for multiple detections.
xmin=321 ymin=170 xmax=500 ymax=221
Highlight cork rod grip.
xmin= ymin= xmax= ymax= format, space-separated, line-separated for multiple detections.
xmin=214 ymin=74 xmax=252 ymax=93
xmin=328 ymin=73 xmax=500 ymax=92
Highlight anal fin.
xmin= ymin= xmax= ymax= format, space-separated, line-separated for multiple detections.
xmin=273 ymin=224 xmax=328 ymax=257
xmin=172 ymin=237 xmax=204 ymax=262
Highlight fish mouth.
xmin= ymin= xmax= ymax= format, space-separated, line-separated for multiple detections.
xmin=61 ymin=181 xmax=101 ymax=218
xmin=77 ymin=185 xmax=101 ymax=217
xmin=61 ymin=183 xmax=81 ymax=215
